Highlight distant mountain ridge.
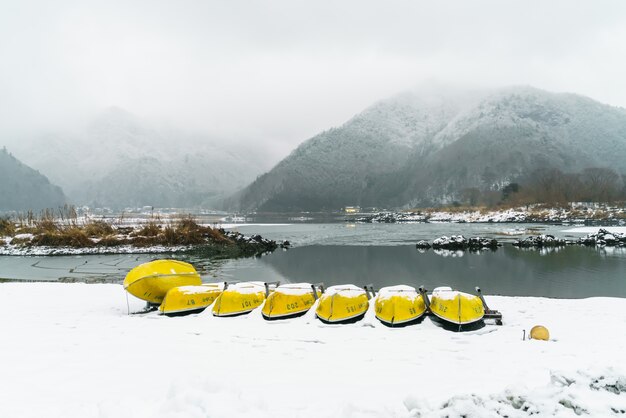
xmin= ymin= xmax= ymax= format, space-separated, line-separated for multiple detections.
xmin=8 ymin=107 xmax=272 ymax=209
xmin=233 ymin=86 xmax=626 ymax=211
xmin=0 ymin=147 xmax=66 ymax=212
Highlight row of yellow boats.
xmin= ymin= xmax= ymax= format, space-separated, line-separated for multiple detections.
xmin=123 ymin=260 xmax=502 ymax=329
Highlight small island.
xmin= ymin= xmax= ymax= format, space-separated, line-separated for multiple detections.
xmin=0 ymin=214 xmax=283 ymax=257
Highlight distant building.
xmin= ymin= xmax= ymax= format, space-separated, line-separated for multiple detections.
xmin=344 ymin=206 xmax=360 ymax=214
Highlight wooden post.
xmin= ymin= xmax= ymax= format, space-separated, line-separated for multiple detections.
xmin=475 ymin=286 xmax=491 ymax=311
xmin=419 ymin=286 xmax=430 ymax=310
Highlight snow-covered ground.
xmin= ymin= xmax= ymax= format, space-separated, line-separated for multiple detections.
xmin=1 ymin=283 xmax=625 ymax=417
xmin=0 ymin=241 xmax=191 ymax=256
xmin=563 ymin=226 xmax=626 ymax=234
xmin=357 ymin=205 xmax=626 ymax=224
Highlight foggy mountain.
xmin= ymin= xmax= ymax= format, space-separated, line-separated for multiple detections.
xmin=233 ymin=86 xmax=626 ymax=211
xmin=0 ymin=147 xmax=66 ymax=212
xmin=8 ymin=108 xmax=272 ymax=209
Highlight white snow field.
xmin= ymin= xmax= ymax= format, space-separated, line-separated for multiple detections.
xmin=0 ymin=283 xmax=625 ymax=417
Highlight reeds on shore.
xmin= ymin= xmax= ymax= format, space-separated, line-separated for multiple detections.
xmin=1 ymin=209 xmax=233 ymax=249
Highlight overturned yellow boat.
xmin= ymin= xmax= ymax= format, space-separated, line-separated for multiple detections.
xmin=428 ymin=286 xmax=484 ymax=330
xmin=212 ymin=281 xmax=268 ymax=317
xmin=374 ymin=285 xmax=426 ymax=327
xmin=123 ymin=259 xmax=202 ymax=304
xmin=159 ymin=283 xmax=224 ymax=316
xmin=262 ymin=283 xmax=318 ymax=320
xmin=316 ymin=285 xmax=369 ymax=324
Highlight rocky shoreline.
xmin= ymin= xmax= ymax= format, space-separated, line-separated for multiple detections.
xmin=415 ymin=229 xmax=626 ymax=252
xmin=351 ymin=205 xmax=626 ymax=225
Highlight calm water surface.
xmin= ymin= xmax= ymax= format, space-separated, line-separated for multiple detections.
xmin=1 ymin=223 xmax=624 ymax=298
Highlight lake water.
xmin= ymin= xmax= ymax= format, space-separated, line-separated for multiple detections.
xmin=1 ymin=223 xmax=625 ymax=298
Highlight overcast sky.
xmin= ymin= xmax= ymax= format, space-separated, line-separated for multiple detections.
xmin=1 ymin=0 xmax=625 ymax=158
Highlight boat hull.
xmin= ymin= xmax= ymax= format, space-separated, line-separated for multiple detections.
xmin=375 ymin=285 xmax=426 ymax=327
xmin=261 ymin=283 xmax=316 ymax=320
xmin=212 ymin=282 xmax=266 ymax=317
xmin=315 ymin=285 xmax=369 ymax=324
xmin=429 ymin=288 xmax=484 ymax=330
xmin=123 ymin=260 xmax=202 ymax=304
xmin=159 ymin=284 xmax=224 ymax=316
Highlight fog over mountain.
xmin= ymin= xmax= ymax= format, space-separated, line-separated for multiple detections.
xmin=0 ymin=148 xmax=66 ymax=212
xmin=6 ymin=108 xmax=273 ymax=209
xmin=2 ymin=2 xmax=626 ymax=212
xmin=233 ymin=86 xmax=626 ymax=211
xmin=2 ymin=1 xmax=626 ymax=158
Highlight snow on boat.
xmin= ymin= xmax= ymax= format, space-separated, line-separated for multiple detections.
xmin=315 ymin=285 xmax=369 ymax=324
xmin=212 ymin=281 xmax=270 ymax=317
xmin=123 ymin=260 xmax=202 ymax=304
xmin=159 ymin=283 xmax=225 ymax=316
xmin=428 ymin=286 xmax=484 ymax=330
xmin=374 ymin=285 xmax=426 ymax=327
xmin=261 ymin=283 xmax=319 ymax=320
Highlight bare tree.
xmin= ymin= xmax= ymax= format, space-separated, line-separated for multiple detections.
xmin=580 ymin=167 xmax=620 ymax=202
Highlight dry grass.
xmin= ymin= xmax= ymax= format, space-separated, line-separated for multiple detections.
xmin=422 ymin=205 xmax=486 ymax=214
xmin=0 ymin=218 xmax=15 ymax=236
xmin=30 ymin=228 xmax=94 ymax=248
xmin=35 ymin=219 xmax=58 ymax=233
xmin=108 ymin=216 xmax=232 ymax=248
xmin=98 ymin=235 xmax=125 ymax=247
xmin=207 ymin=227 xmax=231 ymax=244
xmin=132 ymin=222 xmax=162 ymax=237
xmin=2 ymin=213 xmax=233 ymax=249
xmin=83 ymin=220 xmax=114 ymax=237
xmin=10 ymin=236 xmax=31 ymax=245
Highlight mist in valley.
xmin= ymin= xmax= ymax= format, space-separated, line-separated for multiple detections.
xmin=2 ymin=0 xmax=626 ymax=211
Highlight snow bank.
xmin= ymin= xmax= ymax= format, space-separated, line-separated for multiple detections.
xmin=0 ymin=243 xmax=191 ymax=256
xmin=323 ymin=284 xmax=366 ymax=297
xmin=563 ymin=226 xmax=626 ymax=234
xmin=274 ymin=283 xmax=317 ymax=296
xmin=0 ymin=283 xmax=624 ymax=417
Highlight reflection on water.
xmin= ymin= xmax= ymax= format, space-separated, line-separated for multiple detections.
xmin=216 ymin=245 xmax=626 ymax=298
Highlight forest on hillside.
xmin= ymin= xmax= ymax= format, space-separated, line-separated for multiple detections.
xmin=0 ymin=147 xmax=66 ymax=212
xmin=458 ymin=167 xmax=626 ymax=208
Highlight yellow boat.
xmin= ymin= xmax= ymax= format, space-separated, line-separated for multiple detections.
xmin=374 ymin=285 xmax=426 ymax=327
xmin=316 ymin=285 xmax=369 ymax=324
xmin=159 ymin=283 xmax=224 ymax=316
xmin=428 ymin=286 xmax=484 ymax=330
xmin=212 ymin=281 xmax=268 ymax=317
xmin=123 ymin=259 xmax=202 ymax=304
xmin=262 ymin=283 xmax=318 ymax=320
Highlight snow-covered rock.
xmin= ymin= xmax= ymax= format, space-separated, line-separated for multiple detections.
xmin=513 ymin=234 xmax=567 ymax=248
xmin=429 ymin=235 xmax=499 ymax=250
xmin=578 ymin=228 xmax=626 ymax=247
xmin=415 ymin=240 xmax=431 ymax=249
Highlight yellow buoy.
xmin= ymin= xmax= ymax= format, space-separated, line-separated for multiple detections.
xmin=530 ymin=325 xmax=550 ymax=341
xmin=159 ymin=283 xmax=224 ymax=316
xmin=123 ymin=259 xmax=202 ymax=304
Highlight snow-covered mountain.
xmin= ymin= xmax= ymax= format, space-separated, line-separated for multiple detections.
xmin=0 ymin=147 xmax=66 ymax=211
xmin=234 ymin=86 xmax=626 ymax=211
xmin=8 ymin=108 xmax=270 ymax=209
